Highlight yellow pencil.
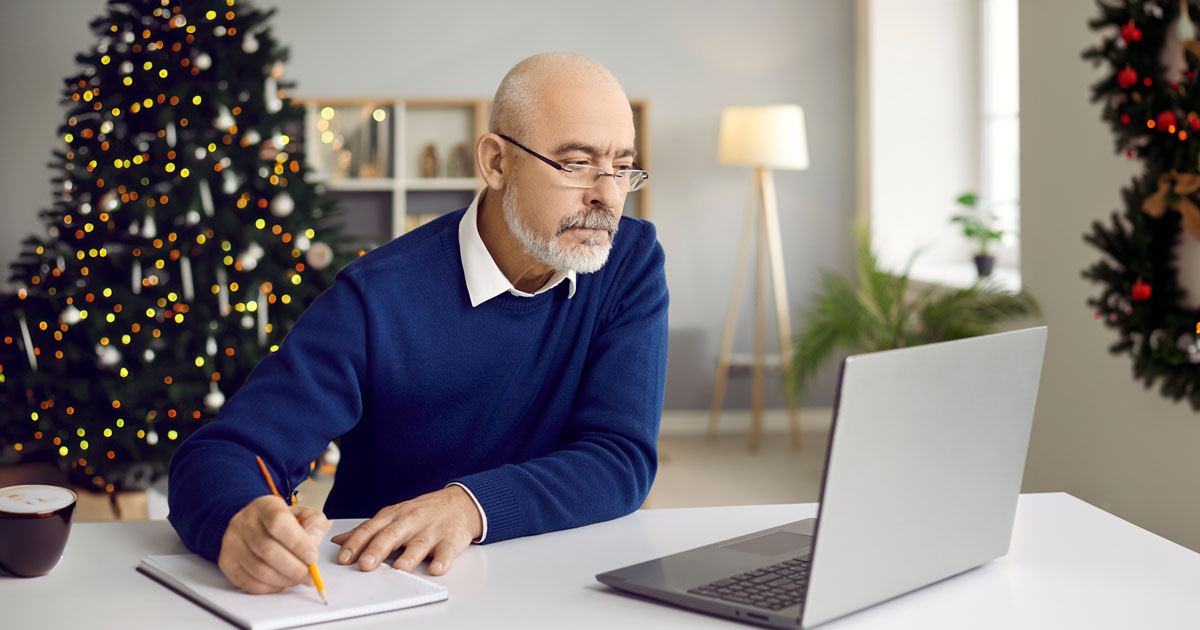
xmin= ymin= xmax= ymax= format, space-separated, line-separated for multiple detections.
xmin=256 ymin=455 xmax=328 ymax=605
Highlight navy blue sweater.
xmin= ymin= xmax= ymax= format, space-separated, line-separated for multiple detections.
xmin=167 ymin=209 xmax=669 ymax=561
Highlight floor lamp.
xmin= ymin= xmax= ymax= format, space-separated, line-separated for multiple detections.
xmin=708 ymin=105 xmax=809 ymax=450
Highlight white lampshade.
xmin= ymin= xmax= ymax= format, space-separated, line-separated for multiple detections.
xmin=717 ymin=105 xmax=810 ymax=170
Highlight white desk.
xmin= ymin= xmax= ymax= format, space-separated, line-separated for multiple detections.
xmin=1 ymin=493 xmax=1197 ymax=628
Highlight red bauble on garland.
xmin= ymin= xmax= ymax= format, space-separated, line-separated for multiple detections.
xmin=1118 ymin=66 xmax=1138 ymax=88
xmin=1156 ymin=110 xmax=1178 ymax=131
xmin=1121 ymin=20 xmax=1143 ymax=43
xmin=1131 ymin=278 xmax=1152 ymax=301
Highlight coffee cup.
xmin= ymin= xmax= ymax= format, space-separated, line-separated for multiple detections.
xmin=0 ymin=484 xmax=78 ymax=577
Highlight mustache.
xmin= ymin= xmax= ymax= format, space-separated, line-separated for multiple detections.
xmin=556 ymin=208 xmax=619 ymax=237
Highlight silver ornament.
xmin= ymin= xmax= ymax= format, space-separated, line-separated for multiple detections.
xmin=204 ymin=382 xmax=226 ymax=411
xmin=96 ymin=344 xmax=121 ymax=367
xmin=269 ymin=191 xmax=295 ymax=217
xmin=101 ymin=190 xmax=120 ymax=212
xmin=306 ymin=241 xmax=334 ymax=270
xmin=214 ymin=106 xmax=235 ymax=130
xmin=222 ymin=170 xmax=239 ymax=194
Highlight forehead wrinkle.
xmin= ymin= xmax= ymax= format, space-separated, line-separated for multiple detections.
xmin=553 ymin=141 xmax=637 ymax=159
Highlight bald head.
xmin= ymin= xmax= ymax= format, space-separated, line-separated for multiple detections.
xmin=489 ymin=53 xmax=630 ymax=140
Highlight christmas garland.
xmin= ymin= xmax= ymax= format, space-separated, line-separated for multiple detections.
xmin=1084 ymin=0 xmax=1200 ymax=409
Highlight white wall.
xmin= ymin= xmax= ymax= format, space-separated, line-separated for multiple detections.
xmin=0 ymin=0 xmax=857 ymax=411
xmin=1020 ymin=1 xmax=1200 ymax=552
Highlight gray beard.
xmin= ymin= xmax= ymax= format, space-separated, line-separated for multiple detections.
xmin=501 ymin=184 xmax=618 ymax=274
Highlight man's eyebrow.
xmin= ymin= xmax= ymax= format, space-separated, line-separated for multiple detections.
xmin=553 ymin=142 xmax=637 ymax=159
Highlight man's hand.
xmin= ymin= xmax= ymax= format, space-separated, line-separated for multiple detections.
xmin=218 ymin=495 xmax=331 ymax=594
xmin=330 ymin=485 xmax=483 ymax=576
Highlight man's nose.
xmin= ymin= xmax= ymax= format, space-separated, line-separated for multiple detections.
xmin=586 ymin=172 xmax=624 ymax=209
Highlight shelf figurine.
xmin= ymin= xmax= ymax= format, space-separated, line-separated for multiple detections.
xmin=449 ymin=142 xmax=472 ymax=178
xmin=420 ymin=142 xmax=438 ymax=178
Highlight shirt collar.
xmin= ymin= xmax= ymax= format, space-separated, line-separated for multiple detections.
xmin=459 ymin=190 xmax=577 ymax=308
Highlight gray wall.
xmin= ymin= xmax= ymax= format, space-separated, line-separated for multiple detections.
xmin=0 ymin=1 xmax=856 ymax=412
xmin=1020 ymin=0 xmax=1200 ymax=552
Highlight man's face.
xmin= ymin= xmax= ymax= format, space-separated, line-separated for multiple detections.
xmin=502 ymin=81 xmax=636 ymax=274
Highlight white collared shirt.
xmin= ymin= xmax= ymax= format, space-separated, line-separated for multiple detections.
xmin=457 ymin=190 xmax=576 ymax=307
xmin=447 ymin=190 xmax=577 ymax=543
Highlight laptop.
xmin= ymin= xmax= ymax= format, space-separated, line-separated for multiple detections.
xmin=597 ymin=326 xmax=1047 ymax=628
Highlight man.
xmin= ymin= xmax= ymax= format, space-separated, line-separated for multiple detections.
xmin=167 ymin=52 xmax=668 ymax=594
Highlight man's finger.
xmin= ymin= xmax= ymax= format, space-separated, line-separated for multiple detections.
xmin=262 ymin=504 xmax=321 ymax=567
xmin=292 ymin=506 xmax=331 ymax=544
xmin=331 ymin=511 xmax=394 ymax=567
xmin=427 ymin=540 xmax=461 ymax=576
xmin=391 ymin=535 xmax=434 ymax=573
xmin=233 ymin=536 xmax=303 ymax=591
xmin=355 ymin=519 xmax=415 ymax=571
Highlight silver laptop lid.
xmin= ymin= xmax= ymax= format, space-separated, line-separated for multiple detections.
xmin=801 ymin=327 xmax=1046 ymax=627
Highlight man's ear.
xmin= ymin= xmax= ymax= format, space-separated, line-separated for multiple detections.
xmin=476 ymin=133 xmax=506 ymax=191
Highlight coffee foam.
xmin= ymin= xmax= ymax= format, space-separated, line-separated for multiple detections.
xmin=0 ymin=484 xmax=77 ymax=514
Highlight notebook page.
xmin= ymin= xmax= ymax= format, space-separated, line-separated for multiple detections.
xmin=138 ymin=539 xmax=447 ymax=630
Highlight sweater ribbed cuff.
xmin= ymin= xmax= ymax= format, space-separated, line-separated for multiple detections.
xmin=451 ymin=466 xmax=522 ymax=544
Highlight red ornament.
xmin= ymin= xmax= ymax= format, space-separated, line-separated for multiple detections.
xmin=1156 ymin=110 xmax=1178 ymax=131
xmin=1121 ymin=114 xmax=1132 ymax=125
xmin=1118 ymin=67 xmax=1138 ymax=88
xmin=1190 ymin=114 xmax=1200 ymax=130
xmin=1131 ymin=278 xmax=1152 ymax=301
xmin=1144 ymin=77 xmax=1154 ymax=86
xmin=1121 ymin=21 xmax=1143 ymax=43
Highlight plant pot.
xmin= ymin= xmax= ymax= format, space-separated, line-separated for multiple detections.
xmin=973 ymin=254 xmax=995 ymax=277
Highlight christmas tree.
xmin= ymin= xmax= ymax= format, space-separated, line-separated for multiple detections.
xmin=0 ymin=0 xmax=352 ymax=493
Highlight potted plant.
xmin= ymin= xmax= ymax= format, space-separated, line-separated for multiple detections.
xmin=787 ymin=221 xmax=1039 ymax=400
xmin=951 ymin=192 xmax=1004 ymax=277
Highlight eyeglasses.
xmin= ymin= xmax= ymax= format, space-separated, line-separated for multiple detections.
xmin=497 ymin=133 xmax=649 ymax=192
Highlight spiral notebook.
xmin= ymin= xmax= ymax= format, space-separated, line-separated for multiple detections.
xmin=137 ymin=539 xmax=448 ymax=630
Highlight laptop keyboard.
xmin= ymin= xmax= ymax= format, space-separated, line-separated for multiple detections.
xmin=687 ymin=557 xmax=810 ymax=611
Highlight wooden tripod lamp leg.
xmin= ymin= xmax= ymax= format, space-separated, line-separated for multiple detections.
xmin=751 ymin=184 xmax=768 ymax=451
xmin=758 ymin=167 xmax=803 ymax=449
xmin=707 ymin=182 xmax=758 ymax=439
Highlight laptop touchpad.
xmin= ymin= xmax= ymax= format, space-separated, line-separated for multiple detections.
xmin=721 ymin=531 xmax=812 ymax=556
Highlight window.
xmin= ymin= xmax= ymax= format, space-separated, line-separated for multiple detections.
xmin=862 ymin=0 xmax=1020 ymax=289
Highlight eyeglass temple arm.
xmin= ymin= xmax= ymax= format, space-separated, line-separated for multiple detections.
xmin=496 ymin=133 xmax=567 ymax=172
